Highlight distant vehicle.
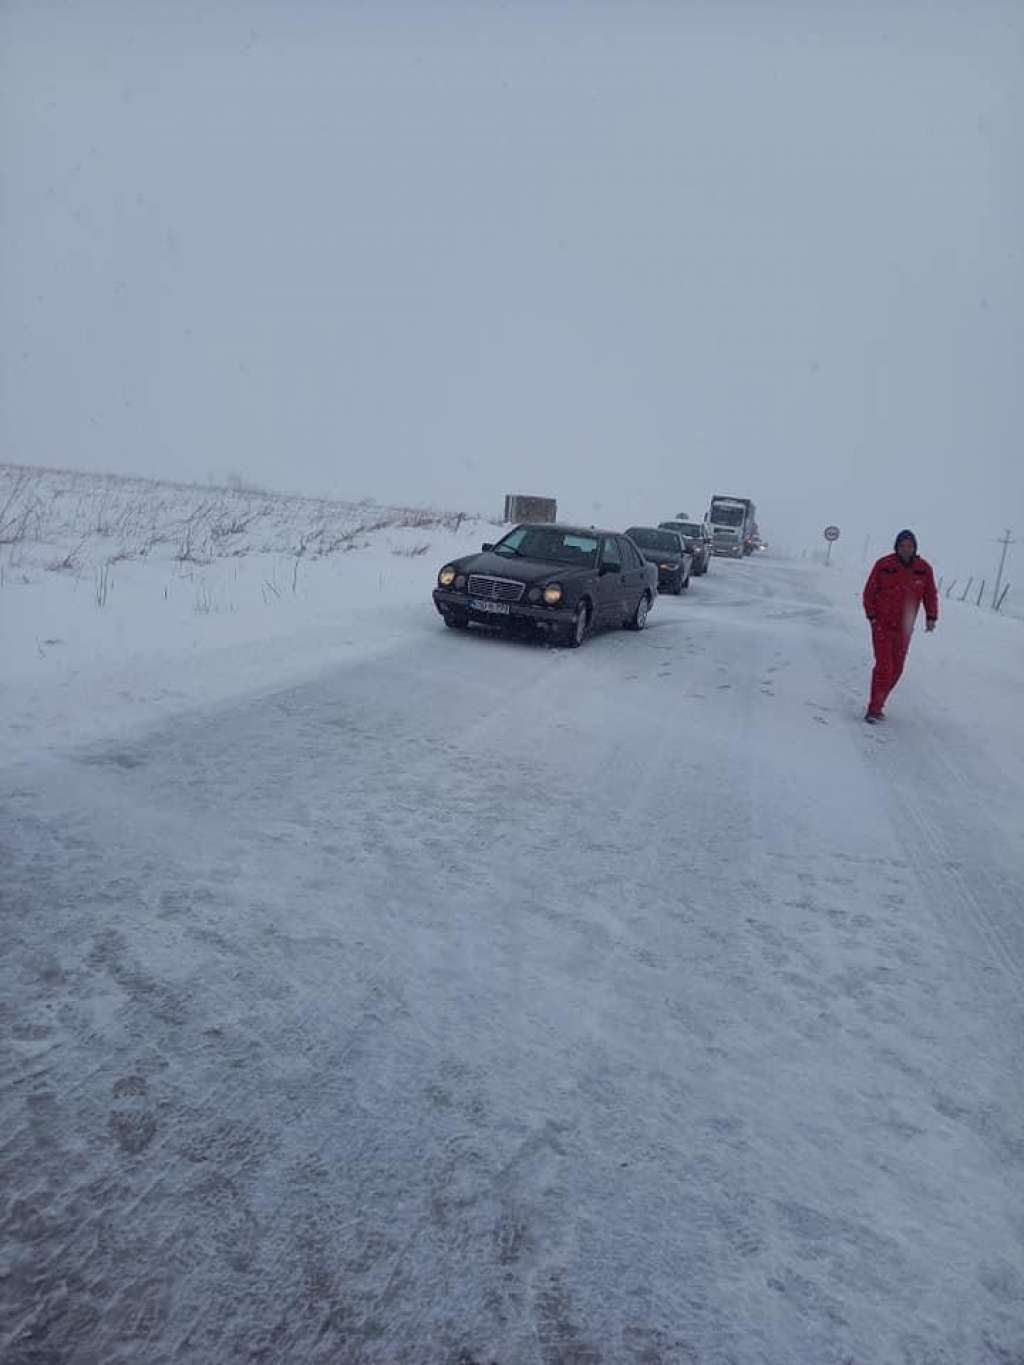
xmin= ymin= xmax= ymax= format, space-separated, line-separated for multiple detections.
xmin=432 ymin=523 xmax=658 ymax=647
xmin=625 ymin=527 xmax=693 ymax=594
xmin=659 ymin=518 xmax=713 ymax=576
xmin=709 ymin=495 xmax=757 ymax=558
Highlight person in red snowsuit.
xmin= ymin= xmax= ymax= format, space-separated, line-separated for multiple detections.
xmin=862 ymin=530 xmax=938 ymax=721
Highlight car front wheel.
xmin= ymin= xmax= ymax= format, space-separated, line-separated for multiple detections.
xmin=563 ymin=601 xmax=590 ymax=648
xmin=444 ymin=611 xmax=469 ymax=630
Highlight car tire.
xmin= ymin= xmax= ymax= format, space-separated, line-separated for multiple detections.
xmin=563 ymin=601 xmax=590 ymax=648
xmin=627 ymin=592 xmax=651 ymax=631
xmin=680 ymin=569 xmax=691 ymax=592
xmin=444 ymin=611 xmax=469 ymax=630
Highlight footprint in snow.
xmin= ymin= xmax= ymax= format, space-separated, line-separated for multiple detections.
xmin=109 ymin=1075 xmax=157 ymax=1155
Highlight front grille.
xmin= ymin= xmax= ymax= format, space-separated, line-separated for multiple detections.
xmin=468 ymin=575 xmax=525 ymax=603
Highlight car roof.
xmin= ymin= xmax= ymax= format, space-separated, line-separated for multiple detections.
xmin=514 ymin=522 xmax=621 ymax=538
xmin=627 ymin=525 xmax=682 ymax=534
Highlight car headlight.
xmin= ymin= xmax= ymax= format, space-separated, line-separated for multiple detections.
xmin=438 ymin=566 xmax=457 ymax=588
xmin=543 ymin=583 xmax=563 ymax=606
xmin=528 ymin=587 xmax=542 ymax=603
xmin=454 ymin=574 xmax=466 ymax=590
xmin=659 ymin=563 xmax=673 ymax=571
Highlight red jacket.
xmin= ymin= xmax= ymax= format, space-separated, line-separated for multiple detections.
xmin=863 ymin=553 xmax=939 ymax=634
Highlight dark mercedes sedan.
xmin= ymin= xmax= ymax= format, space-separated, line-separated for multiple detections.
xmin=432 ymin=523 xmax=658 ymax=647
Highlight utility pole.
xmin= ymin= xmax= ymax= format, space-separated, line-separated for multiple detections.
xmin=992 ymin=529 xmax=1014 ymax=609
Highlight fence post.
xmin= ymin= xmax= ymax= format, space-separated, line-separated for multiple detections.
xmin=945 ymin=579 xmax=957 ymax=598
xmin=976 ymin=579 xmax=985 ymax=606
xmin=995 ymin=584 xmax=1010 ymax=613
xmin=959 ymin=577 xmax=973 ymax=602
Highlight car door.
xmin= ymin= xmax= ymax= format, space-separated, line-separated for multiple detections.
xmin=670 ymin=533 xmax=688 ymax=580
xmin=596 ymin=536 xmax=626 ymax=626
xmin=618 ymin=536 xmax=649 ymax=614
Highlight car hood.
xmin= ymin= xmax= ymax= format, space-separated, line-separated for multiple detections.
xmin=454 ymin=551 xmax=594 ymax=584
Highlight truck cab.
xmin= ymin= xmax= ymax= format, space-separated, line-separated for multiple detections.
xmin=709 ymin=496 xmax=756 ymax=558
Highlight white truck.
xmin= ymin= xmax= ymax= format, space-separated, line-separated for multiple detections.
xmin=709 ymin=495 xmax=757 ymax=558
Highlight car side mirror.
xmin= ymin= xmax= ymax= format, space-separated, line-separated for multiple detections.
xmin=482 ymin=543 xmax=494 ymax=553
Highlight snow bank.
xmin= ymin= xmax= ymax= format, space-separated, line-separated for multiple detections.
xmin=0 ymin=463 xmax=491 ymax=762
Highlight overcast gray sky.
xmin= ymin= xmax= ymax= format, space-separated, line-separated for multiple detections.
xmin=2 ymin=0 xmax=1022 ymax=569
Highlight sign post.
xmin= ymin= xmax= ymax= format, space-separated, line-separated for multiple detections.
xmin=823 ymin=525 xmax=840 ymax=564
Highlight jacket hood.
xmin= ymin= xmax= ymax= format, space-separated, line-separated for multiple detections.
xmin=894 ymin=529 xmax=918 ymax=554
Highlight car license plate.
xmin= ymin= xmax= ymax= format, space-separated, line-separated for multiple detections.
xmin=470 ymin=598 xmax=510 ymax=615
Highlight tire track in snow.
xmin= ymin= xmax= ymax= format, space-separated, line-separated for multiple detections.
xmin=805 ymin=578 xmax=1024 ymax=990
xmin=851 ymin=704 xmax=1024 ymax=991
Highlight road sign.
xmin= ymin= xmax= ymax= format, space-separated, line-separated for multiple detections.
xmin=824 ymin=526 xmax=840 ymax=542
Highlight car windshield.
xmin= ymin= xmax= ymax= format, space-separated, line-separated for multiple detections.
xmin=493 ymin=526 xmax=599 ymax=565
xmin=662 ymin=522 xmax=700 ymax=538
xmin=626 ymin=528 xmax=680 ymax=554
xmin=711 ymin=504 xmax=745 ymax=526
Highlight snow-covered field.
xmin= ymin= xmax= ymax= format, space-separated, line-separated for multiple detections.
xmin=3 ymin=466 xmax=1024 ymax=1364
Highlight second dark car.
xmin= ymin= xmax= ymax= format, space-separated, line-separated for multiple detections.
xmin=625 ymin=527 xmax=693 ymax=594
xmin=659 ymin=518 xmax=713 ymax=575
xmin=432 ymin=523 xmax=658 ymax=647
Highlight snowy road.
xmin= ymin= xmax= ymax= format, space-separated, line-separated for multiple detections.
xmin=3 ymin=556 xmax=1024 ymax=1364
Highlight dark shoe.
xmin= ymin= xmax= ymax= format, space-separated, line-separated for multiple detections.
xmin=865 ymin=710 xmax=884 ymax=724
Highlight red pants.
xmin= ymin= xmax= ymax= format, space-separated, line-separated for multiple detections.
xmin=869 ymin=624 xmax=911 ymax=715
